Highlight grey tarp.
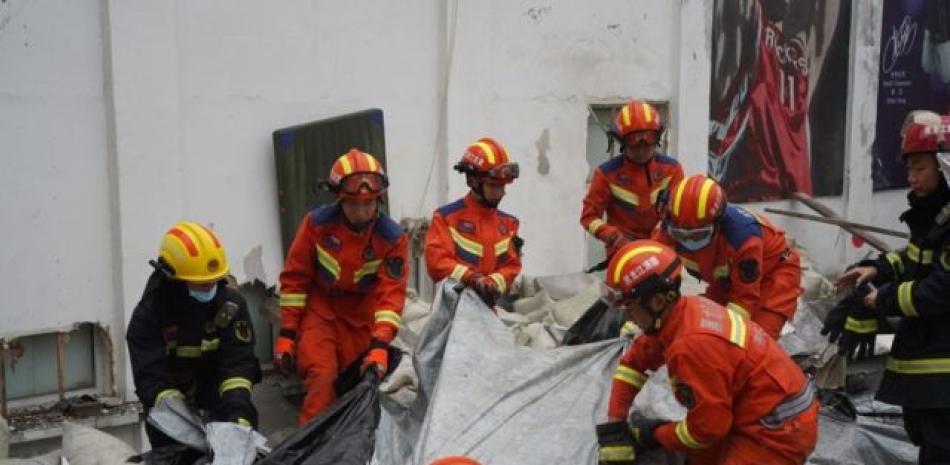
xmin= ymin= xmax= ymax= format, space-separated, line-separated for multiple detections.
xmin=371 ymin=282 xmax=677 ymax=465
xmin=370 ymin=280 xmax=920 ymax=465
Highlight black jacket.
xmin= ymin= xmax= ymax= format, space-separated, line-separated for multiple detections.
xmin=126 ymin=270 xmax=262 ymax=424
xmin=864 ymin=181 xmax=950 ymax=408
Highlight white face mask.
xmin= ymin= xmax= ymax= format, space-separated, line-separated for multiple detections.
xmin=938 ymin=152 xmax=950 ymax=188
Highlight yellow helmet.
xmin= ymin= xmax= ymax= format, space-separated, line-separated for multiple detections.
xmin=158 ymin=221 xmax=230 ymax=282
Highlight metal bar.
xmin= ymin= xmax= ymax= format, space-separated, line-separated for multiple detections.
xmin=788 ymin=193 xmax=895 ymax=252
xmin=0 ymin=340 xmax=7 ymax=419
xmin=56 ymin=333 xmax=67 ymax=402
xmin=764 ymin=208 xmax=909 ymax=238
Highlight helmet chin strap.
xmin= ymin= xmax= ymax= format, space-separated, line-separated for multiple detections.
xmin=470 ymin=179 xmax=500 ymax=208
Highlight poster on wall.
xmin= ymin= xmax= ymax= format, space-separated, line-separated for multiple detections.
xmin=873 ymin=0 xmax=950 ymax=191
xmin=708 ymin=0 xmax=851 ymax=202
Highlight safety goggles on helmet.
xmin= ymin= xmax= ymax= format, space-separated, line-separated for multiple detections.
xmin=599 ymin=281 xmax=631 ymax=308
xmin=338 ymin=172 xmax=388 ymax=196
xmin=667 ymin=223 xmax=715 ymax=252
xmin=482 ymin=162 xmax=520 ymax=182
xmin=625 ymin=130 xmax=659 ymax=147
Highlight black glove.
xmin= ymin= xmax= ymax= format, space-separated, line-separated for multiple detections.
xmin=820 ymin=301 xmax=847 ymax=344
xmin=822 ymin=284 xmax=877 ymax=360
xmin=837 ymin=284 xmax=878 ymax=360
xmin=596 ymin=421 xmax=636 ymax=465
xmin=630 ymin=417 xmax=664 ymax=452
xmin=839 ymin=309 xmax=879 ymax=361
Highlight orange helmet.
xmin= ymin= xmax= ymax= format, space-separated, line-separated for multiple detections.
xmin=428 ymin=457 xmax=482 ymax=465
xmin=454 ymin=137 xmax=519 ymax=184
xmin=614 ymin=100 xmax=663 ymax=146
xmin=325 ymin=149 xmax=389 ymax=200
xmin=602 ymin=240 xmax=683 ymax=307
xmin=901 ymin=110 xmax=950 ymax=157
xmin=665 ymin=175 xmax=727 ymax=252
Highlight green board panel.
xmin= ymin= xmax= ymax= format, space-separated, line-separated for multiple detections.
xmin=272 ymin=109 xmax=387 ymax=258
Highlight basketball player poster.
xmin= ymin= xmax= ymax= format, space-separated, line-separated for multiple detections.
xmin=709 ymin=0 xmax=851 ymax=202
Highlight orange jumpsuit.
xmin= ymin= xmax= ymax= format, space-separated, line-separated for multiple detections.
xmin=278 ymin=205 xmax=408 ymax=423
xmin=424 ymin=193 xmax=522 ymax=293
xmin=581 ymin=154 xmax=684 ymax=257
xmin=653 ymin=204 xmax=801 ymax=339
xmin=609 ymin=296 xmax=818 ymax=465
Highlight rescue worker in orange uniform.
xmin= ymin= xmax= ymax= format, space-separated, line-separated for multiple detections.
xmin=274 ymin=149 xmax=409 ymax=424
xmin=652 ymin=174 xmax=801 ymax=339
xmin=595 ymin=241 xmax=818 ymax=465
xmin=581 ymin=100 xmax=685 ymax=258
xmin=425 ymin=137 xmax=522 ymax=305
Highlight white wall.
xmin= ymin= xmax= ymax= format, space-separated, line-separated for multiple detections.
xmin=0 ymin=0 xmax=116 ymax=333
xmin=0 ymin=0 xmax=916 ymax=401
xmin=446 ymin=0 xmax=678 ymax=276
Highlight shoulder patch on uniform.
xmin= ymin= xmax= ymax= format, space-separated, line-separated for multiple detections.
xmin=738 ymin=259 xmax=760 ymax=283
xmin=599 ymin=156 xmax=625 ymax=174
xmin=654 ymin=153 xmax=679 ymax=166
xmin=436 ymin=199 xmax=466 ymax=218
xmin=310 ymin=204 xmax=342 ymax=227
xmin=674 ymin=381 xmax=696 ymax=409
xmin=374 ymin=215 xmax=405 ymax=244
xmin=385 ymin=256 xmax=405 ymax=279
xmin=234 ymin=320 xmax=253 ymax=343
xmin=497 ymin=209 xmax=519 ymax=225
xmin=721 ymin=205 xmax=762 ymax=250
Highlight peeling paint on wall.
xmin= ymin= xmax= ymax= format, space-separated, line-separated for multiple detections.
xmin=535 ymin=128 xmax=551 ymax=175
xmin=524 ymin=6 xmax=552 ymax=24
xmin=242 ymin=245 xmax=267 ymax=285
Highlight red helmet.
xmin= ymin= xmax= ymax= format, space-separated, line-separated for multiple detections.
xmin=614 ymin=100 xmax=663 ymax=146
xmin=668 ymin=175 xmax=727 ymax=228
xmin=901 ymin=110 xmax=950 ymax=157
xmin=454 ymin=137 xmax=519 ymax=184
xmin=326 ymin=149 xmax=389 ymax=200
xmin=602 ymin=240 xmax=683 ymax=306
xmin=428 ymin=457 xmax=482 ymax=465
xmin=666 ymin=175 xmax=727 ymax=252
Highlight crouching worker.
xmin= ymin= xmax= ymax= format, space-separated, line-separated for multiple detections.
xmin=127 ymin=221 xmax=261 ymax=448
xmin=274 ymin=149 xmax=408 ymax=424
xmin=595 ymin=241 xmax=817 ymax=465
xmin=425 ymin=137 xmax=522 ymax=306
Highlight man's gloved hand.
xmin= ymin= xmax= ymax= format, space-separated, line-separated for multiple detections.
xmin=831 ymin=284 xmax=879 ymax=360
xmin=629 ymin=417 xmax=664 ymax=452
xmin=154 ymin=388 xmax=185 ymax=408
xmin=467 ymin=273 xmax=500 ymax=304
xmin=820 ymin=300 xmax=848 ymax=344
xmin=840 ymin=310 xmax=879 ymax=361
xmin=602 ymin=230 xmax=631 ymax=251
xmin=596 ymin=421 xmax=636 ymax=465
xmin=361 ymin=339 xmax=390 ymax=380
xmin=273 ymin=328 xmax=297 ymax=376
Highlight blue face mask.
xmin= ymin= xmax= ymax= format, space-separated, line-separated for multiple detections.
xmin=677 ymin=235 xmax=713 ymax=252
xmin=188 ymin=284 xmax=218 ymax=303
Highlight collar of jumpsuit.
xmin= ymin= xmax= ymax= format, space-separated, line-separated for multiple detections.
xmin=652 ymin=296 xmax=689 ymax=348
xmin=464 ymin=191 xmax=501 ymax=213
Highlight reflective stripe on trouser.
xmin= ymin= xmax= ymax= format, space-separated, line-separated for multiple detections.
xmin=684 ymin=402 xmax=819 ymax=465
xmin=296 ymin=293 xmax=373 ymax=425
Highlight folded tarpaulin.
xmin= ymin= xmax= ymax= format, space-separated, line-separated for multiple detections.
xmin=256 ymin=370 xmax=381 ymax=465
xmin=371 ymin=281 xmax=643 ymax=465
xmin=370 ymin=280 xmax=920 ymax=465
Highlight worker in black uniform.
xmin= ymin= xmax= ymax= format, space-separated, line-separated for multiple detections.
xmin=831 ymin=111 xmax=950 ymax=464
xmin=127 ymin=221 xmax=262 ymax=448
